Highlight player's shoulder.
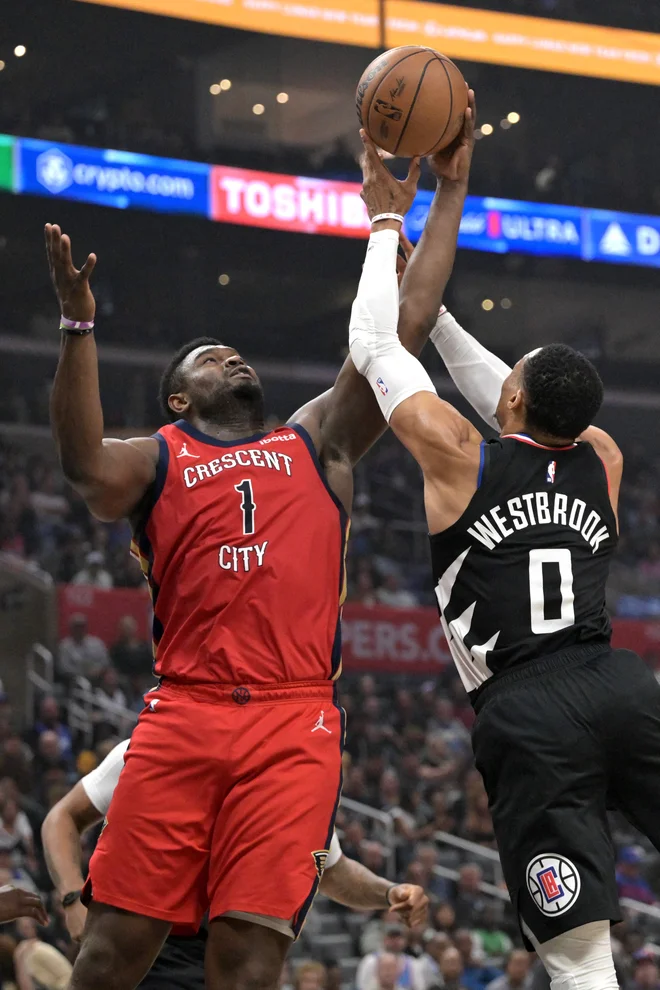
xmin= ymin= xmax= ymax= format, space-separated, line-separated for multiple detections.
xmin=580 ymin=426 xmax=623 ymax=470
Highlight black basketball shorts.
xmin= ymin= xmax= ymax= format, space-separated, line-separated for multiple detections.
xmin=472 ymin=643 xmax=660 ymax=946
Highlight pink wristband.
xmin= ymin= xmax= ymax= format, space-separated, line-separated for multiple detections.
xmin=60 ymin=316 xmax=94 ymax=331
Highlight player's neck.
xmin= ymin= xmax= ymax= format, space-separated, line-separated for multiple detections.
xmin=500 ymin=416 xmax=575 ymax=448
xmin=189 ymin=412 xmax=265 ymax=441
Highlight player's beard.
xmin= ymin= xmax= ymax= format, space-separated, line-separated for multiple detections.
xmin=196 ymin=378 xmax=265 ymax=431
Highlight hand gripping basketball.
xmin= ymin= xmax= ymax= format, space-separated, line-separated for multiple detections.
xmin=359 ymin=130 xmax=421 ymax=223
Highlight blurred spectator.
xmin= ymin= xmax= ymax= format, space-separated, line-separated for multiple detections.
xmin=453 ymin=866 xmax=488 ymax=929
xmin=72 ymin=551 xmax=113 ymax=589
xmin=418 ymin=932 xmax=452 ymax=990
xmin=631 ymin=950 xmax=660 ymax=990
xmin=294 ymin=962 xmax=327 ymax=990
xmin=94 ymin=667 xmax=127 ymax=712
xmin=438 ymin=946 xmax=468 ymax=990
xmin=376 ymin=574 xmax=418 ymax=609
xmin=12 ymin=917 xmax=72 ymax=990
xmin=486 ymin=951 xmax=532 ymax=990
xmin=473 ymin=904 xmax=513 ymax=964
xmin=374 ymin=953 xmax=406 ymax=990
xmin=30 ymin=698 xmax=72 ymax=762
xmin=454 ymin=929 xmax=502 ymax=990
xmin=357 ymin=923 xmax=424 ymax=990
xmin=109 ymin=615 xmax=152 ymax=681
xmin=617 ymin=846 xmax=657 ymax=905
xmin=58 ymin=613 xmax=109 ymax=681
xmin=0 ymin=795 xmax=35 ymax=871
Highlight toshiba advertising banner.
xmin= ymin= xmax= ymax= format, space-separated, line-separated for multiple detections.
xmin=210 ymin=164 xmax=371 ymax=237
xmin=57 ymin=586 xmax=660 ymax=676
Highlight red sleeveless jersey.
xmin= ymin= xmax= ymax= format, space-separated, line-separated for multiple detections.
xmin=131 ymin=421 xmax=349 ymax=686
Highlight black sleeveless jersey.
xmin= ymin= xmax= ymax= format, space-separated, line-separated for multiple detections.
xmin=430 ymin=433 xmax=617 ymax=698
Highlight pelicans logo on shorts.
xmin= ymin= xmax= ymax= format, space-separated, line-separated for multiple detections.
xmin=312 ymin=850 xmax=329 ymax=879
xmin=526 ymin=854 xmax=581 ymax=916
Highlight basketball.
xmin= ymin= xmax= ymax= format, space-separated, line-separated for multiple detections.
xmin=356 ymin=46 xmax=468 ymax=158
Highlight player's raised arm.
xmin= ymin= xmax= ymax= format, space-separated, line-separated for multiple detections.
xmin=290 ymin=97 xmax=476 ymax=469
xmin=46 ymin=225 xmax=158 ymax=522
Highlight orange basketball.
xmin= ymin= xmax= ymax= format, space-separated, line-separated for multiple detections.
xmin=356 ymin=46 xmax=467 ymax=158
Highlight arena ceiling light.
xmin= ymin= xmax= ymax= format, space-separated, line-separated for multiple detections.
xmin=14 ymin=45 xmax=26 ymax=57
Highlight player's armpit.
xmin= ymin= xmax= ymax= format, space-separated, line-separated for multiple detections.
xmin=74 ymin=436 xmax=159 ymax=523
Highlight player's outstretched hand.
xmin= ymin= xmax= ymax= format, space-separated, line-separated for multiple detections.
xmin=0 ymin=885 xmax=49 ymax=926
xmin=428 ymin=86 xmax=476 ymax=185
xmin=359 ymin=130 xmax=421 ymax=222
xmin=45 ymin=223 xmax=97 ymax=324
xmin=388 ymin=882 xmax=429 ymax=928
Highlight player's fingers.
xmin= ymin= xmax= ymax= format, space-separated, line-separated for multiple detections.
xmin=404 ymin=156 xmax=421 ymax=192
xmin=399 ymin=230 xmax=414 ymax=260
xmin=80 ymin=253 xmax=97 ymax=281
xmin=465 ymin=88 xmax=476 ymax=136
xmin=60 ymin=233 xmax=75 ymax=272
xmin=360 ymin=129 xmax=385 ymax=175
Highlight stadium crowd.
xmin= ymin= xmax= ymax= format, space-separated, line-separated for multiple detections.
xmin=2 ymin=661 xmax=660 ymax=990
xmin=2 ymin=432 xmax=660 ymax=613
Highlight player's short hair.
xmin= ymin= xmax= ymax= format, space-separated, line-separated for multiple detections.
xmin=522 ymin=344 xmax=603 ymax=439
xmin=159 ymin=337 xmax=221 ymax=421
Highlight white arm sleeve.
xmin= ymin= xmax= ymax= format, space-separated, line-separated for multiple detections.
xmin=325 ymin=831 xmax=342 ymax=869
xmin=430 ymin=309 xmax=512 ymax=431
xmin=349 ymin=229 xmax=437 ymax=423
xmin=81 ymin=739 xmax=130 ymax=815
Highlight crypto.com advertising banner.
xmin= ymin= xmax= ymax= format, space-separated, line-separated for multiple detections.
xmin=210 ymin=163 xmax=371 ymax=237
xmin=15 ymin=137 xmax=210 ymax=216
xmin=77 ymin=0 xmax=660 ymax=86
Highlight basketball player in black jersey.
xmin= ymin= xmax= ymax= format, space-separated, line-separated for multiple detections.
xmin=350 ymin=132 xmax=660 ymax=990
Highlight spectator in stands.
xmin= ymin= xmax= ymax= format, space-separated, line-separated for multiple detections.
xmin=357 ymin=923 xmax=423 ymax=990
xmin=33 ymin=731 xmax=72 ymax=781
xmin=58 ymin=613 xmax=109 ymax=681
xmin=460 ymin=787 xmax=496 ymax=849
xmin=31 ymin=697 xmax=72 ymax=762
xmin=94 ymin=667 xmax=127 ymax=714
xmin=616 ymin=846 xmax=657 ymax=905
xmin=417 ymin=790 xmax=457 ymax=840
xmin=109 ymin=615 xmax=152 ymax=683
xmin=324 ymin=960 xmax=342 ymax=990
xmin=485 ymin=951 xmax=532 ymax=990
xmin=417 ymin=932 xmax=452 ymax=990
xmin=412 ymin=843 xmax=451 ymax=902
xmin=72 ymin=550 xmax=113 ymax=589
xmin=453 ymin=865 xmax=487 ymax=929
xmin=453 ymin=930 xmax=501 ymax=990
xmin=0 ymin=736 xmax=34 ymax=794
xmin=375 ymin=573 xmax=418 ymax=609
xmin=438 ymin=947 xmax=468 ymax=990
xmin=473 ymin=903 xmax=513 ymax=964
xmin=373 ymin=953 xmax=407 ymax=990
xmin=427 ymin=698 xmax=471 ymax=756
xmin=12 ymin=916 xmax=73 ymax=990
xmin=418 ymin=732 xmax=458 ymax=786
xmin=294 ymin=962 xmax=327 ymax=990
xmin=0 ymin=796 xmax=36 ymax=873
xmin=432 ymin=902 xmax=456 ymax=937
xmin=630 ymin=950 xmax=660 ymax=990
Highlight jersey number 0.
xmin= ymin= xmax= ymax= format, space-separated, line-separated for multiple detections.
xmin=235 ymin=479 xmax=256 ymax=535
xmin=529 ymin=548 xmax=575 ymax=634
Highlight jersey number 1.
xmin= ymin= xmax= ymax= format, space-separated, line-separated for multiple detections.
xmin=235 ymin=479 xmax=256 ymax=536
xmin=529 ymin=548 xmax=575 ymax=634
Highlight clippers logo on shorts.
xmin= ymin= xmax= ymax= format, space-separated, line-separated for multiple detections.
xmin=376 ymin=378 xmax=389 ymax=396
xmin=526 ymin=854 xmax=581 ymax=916
xmin=547 ymin=460 xmax=557 ymax=484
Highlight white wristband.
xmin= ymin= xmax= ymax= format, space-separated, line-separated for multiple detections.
xmin=370 ymin=213 xmax=404 ymax=225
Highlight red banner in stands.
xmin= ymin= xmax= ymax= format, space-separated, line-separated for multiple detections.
xmin=210 ymin=164 xmax=371 ymax=238
xmin=57 ymin=586 xmax=660 ymax=674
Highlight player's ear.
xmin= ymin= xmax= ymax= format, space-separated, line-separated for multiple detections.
xmin=168 ymin=392 xmax=189 ymax=416
xmin=508 ymin=388 xmax=524 ymax=412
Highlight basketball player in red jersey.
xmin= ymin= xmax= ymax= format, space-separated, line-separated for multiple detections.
xmin=43 ymin=91 xmax=474 ymax=990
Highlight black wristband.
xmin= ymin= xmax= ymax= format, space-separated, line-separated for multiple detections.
xmin=61 ymin=890 xmax=82 ymax=908
xmin=60 ymin=325 xmax=94 ymax=337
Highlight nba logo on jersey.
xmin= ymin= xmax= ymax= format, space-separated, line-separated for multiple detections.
xmin=376 ymin=378 xmax=389 ymax=396
xmin=546 ymin=460 xmax=557 ymax=484
xmin=526 ymin=854 xmax=581 ymax=916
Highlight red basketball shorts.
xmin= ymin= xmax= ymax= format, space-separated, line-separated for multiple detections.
xmin=83 ymin=681 xmax=344 ymax=937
